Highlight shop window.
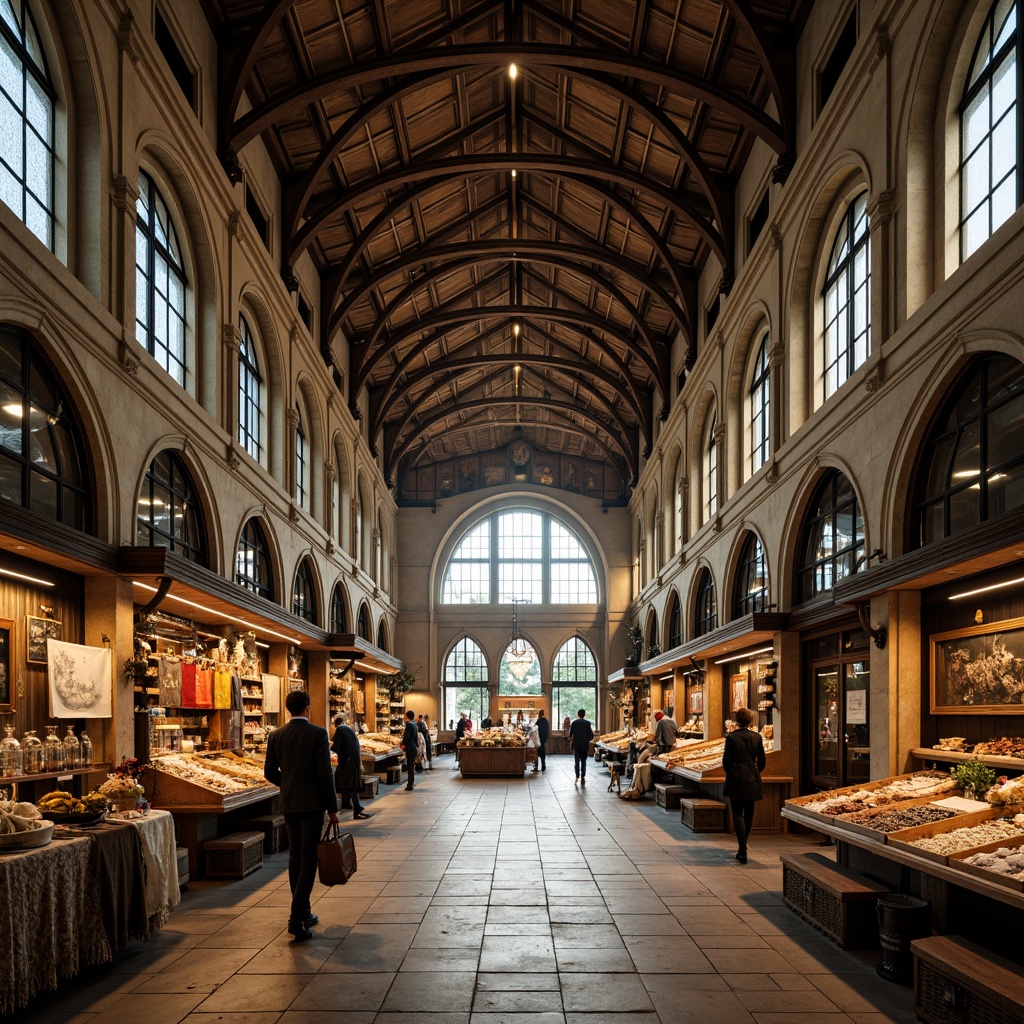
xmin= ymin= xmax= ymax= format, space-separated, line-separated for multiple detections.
xmin=703 ymin=414 xmax=718 ymax=524
xmin=292 ymin=557 xmax=317 ymax=624
xmin=235 ymin=517 xmax=273 ymax=600
xmin=237 ymin=314 xmax=263 ymax=464
xmin=329 ymin=583 xmax=348 ymax=632
xmin=440 ymin=508 xmax=597 ymax=605
xmin=796 ymin=469 xmax=864 ymax=602
xmin=733 ymin=533 xmax=769 ymax=618
xmin=960 ymin=0 xmax=1019 ymax=261
xmin=693 ymin=568 xmax=717 ymax=638
xmin=136 ymin=171 xmax=188 ymax=387
xmin=822 ymin=191 xmax=870 ymax=400
xmin=749 ymin=334 xmax=770 ymax=474
xmin=0 ymin=326 xmax=90 ymax=530
xmin=667 ymin=592 xmax=682 ymax=649
xmin=913 ymin=353 xmax=1024 ymax=546
xmin=136 ymin=449 xmax=206 ymax=564
xmin=0 ymin=0 xmax=55 ymax=249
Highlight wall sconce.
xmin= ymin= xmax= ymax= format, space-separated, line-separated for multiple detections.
xmin=856 ymin=604 xmax=887 ymax=649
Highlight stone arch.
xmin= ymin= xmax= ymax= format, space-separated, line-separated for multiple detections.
xmin=231 ymin=509 xmax=283 ymax=605
xmin=291 ymin=550 xmax=324 ymax=627
xmin=238 ymin=285 xmax=286 ymax=483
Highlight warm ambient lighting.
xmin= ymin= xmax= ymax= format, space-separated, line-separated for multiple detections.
xmin=131 ymin=580 xmax=302 ymax=644
xmin=0 ymin=566 xmax=55 ymax=586
xmin=513 ymin=322 xmax=520 ymax=336
xmin=511 ymin=168 xmax=516 ymax=178
xmin=2 ymin=403 xmax=23 ymax=417
xmin=948 ymin=575 xmax=1024 ymax=600
xmin=509 ymin=63 xmax=518 ymax=80
xmin=713 ymin=645 xmax=775 ymax=666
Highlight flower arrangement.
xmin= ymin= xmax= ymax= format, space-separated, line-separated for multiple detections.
xmin=99 ymin=757 xmax=146 ymax=801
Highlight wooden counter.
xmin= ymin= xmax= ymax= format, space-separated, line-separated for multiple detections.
xmin=458 ymin=745 xmax=527 ymax=777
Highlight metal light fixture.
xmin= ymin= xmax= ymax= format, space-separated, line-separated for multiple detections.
xmin=507 ymin=600 xmax=533 ymax=679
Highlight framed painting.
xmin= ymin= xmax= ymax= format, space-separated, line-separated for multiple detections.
xmin=731 ymin=672 xmax=749 ymax=712
xmin=0 ymin=617 xmax=12 ymax=711
xmin=687 ymin=685 xmax=703 ymax=715
xmin=26 ymin=615 xmax=62 ymax=664
xmin=930 ymin=616 xmax=1024 ymax=713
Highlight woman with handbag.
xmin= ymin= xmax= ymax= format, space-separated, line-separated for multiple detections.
xmin=722 ymin=707 xmax=766 ymax=864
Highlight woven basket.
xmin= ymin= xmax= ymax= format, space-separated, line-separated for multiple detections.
xmin=110 ymin=795 xmax=141 ymax=813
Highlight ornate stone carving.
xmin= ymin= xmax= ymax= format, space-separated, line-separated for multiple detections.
xmin=112 ymin=174 xmax=138 ymax=214
xmin=862 ymin=27 xmax=890 ymax=78
xmin=117 ymin=12 xmax=141 ymax=66
xmin=227 ymin=210 xmax=241 ymax=238
xmin=226 ymin=446 xmax=241 ymax=471
xmin=118 ymin=337 xmax=140 ymax=376
xmin=221 ymin=322 xmax=240 ymax=352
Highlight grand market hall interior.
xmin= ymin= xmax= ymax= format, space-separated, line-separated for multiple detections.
xmin=3 ymin=0 xmax=1024 ymax=1020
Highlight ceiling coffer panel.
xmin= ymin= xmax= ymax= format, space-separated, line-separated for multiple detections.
xmin=211 ymin=0 xmax=806 ymax=491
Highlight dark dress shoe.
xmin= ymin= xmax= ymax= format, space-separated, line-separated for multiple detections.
xmin=405 ymin=785 xmax=414 ymax=790
xmin=736 ymin=851 xmax=748 ymax=864
xmin=288 ymin=921 xmax=313 ymax=942
xmin=304 ymin=913 xmax=319 ymax=926
xmin=354 ymin=811 xmax=372 ymax=819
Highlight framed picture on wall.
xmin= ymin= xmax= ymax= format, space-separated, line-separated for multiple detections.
xmin=731 ymin=672 xmax=749 ymax=712
xmin=930 ymin=616 xmax=1024 ymax=713
xmin=687 ymin=686 xmax=703 ymax=715
xmin=0 ymin=617 xmax=13 ymax=712
xmin=26 ymin=615 xmax=62 ymax=665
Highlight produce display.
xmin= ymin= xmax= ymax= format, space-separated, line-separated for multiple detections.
xmin=987 ymin=776 xmax=1024 ymax=806
xmin=906 ymin=815 xmax=1024 ymax=856
xmin=458 ymin=728 xmax=525 ymax=747
xmin=150 ymin=753 xmax=272 ymax=792
xmin=796 ymin=773 xmax=957 ymax=816
xmin=838 ymin=804 xmax=958 ymax=833
xmin=0 ymin=797 xmax=45 ymax=833
xmin=962 ymin=845 xmax=1024 ymax=880
xmin=36 ymin=789 xmax=107 ymax=817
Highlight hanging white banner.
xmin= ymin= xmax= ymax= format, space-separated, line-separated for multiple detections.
xmin=47 ymin=638 xmax=112 ymax=719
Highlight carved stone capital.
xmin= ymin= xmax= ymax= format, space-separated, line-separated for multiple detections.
xmin=227 ymin=446 xmax=241 ymax=472
xmin=222 ymin=322 xmax=240 ymax=352
xmin=326 ymin=539 xmax=336 ymax=556
xmin=713 ymin=424 xmax=727 ymax=447
xmin=118 ymin=338 xmax=140 ymax=376
xmin=118 ymin=12 xmax=141 ymax=66
xmin=765 ymin=459 xmax=779 ymax=484
xmin=868 ymin=189 xmax=896 ymax=228
xmin=712 ymin=515 xmax=722 ymax=534
xmin=769 ymin=340 xmax=786 ymax=367
xmin=863 ymin=27 xmax=890 ymax=78
xmin=227 ymin=210 xmax=241 ymax=238
xmin=112 ymin=173 xmax=138 ymax=215
xmin=324 ymin=461 xmax=336 ymax=482
xmin=285 ymin=407 xmax=299 ymax=430
xmin=289 ymin=504 xmax=301 ymax=524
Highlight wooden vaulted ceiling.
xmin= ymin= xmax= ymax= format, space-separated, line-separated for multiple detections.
xmin=205 ymin=0 xmax=808 ymax=492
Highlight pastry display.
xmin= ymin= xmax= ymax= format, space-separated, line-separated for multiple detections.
xmin=796 ymin=773 xmax=957 ymax=816
xmin=359 ymin=732 xmax=401 ymax=755
xmin=838 ymin=804 xmax=958 ymax=833
xmin=151 ymin=753 xmax=271 ymax=792
xmin=905 ymin=815 xmax=1024 ymax=856
xmin=194 ymin=751 xmax=267 ymax=783
xmin=0 ymin=797 xmax=45 ymax=833
xmin=458 ymin=728 xmax=524 ymax=747
xmin=35 ymin=789 xmax=108 ymax=819
xmin=657 ymin=737 xmax=725 ymax=769
xmin=974 ymin=737 xmax=1024 ymax=759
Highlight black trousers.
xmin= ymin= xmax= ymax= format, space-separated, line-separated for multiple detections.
xmin=729 ymin=797 xmax=756 ymax=852
xmin=283 ymin=810 xmax=324 ymax=924
xmin=573 ymin=749 xmax=588 ymax=779
xmin=537 ymin=741 xmax=546 ymax=769
xmin=405 ymin=748 xmax=417 ymax=788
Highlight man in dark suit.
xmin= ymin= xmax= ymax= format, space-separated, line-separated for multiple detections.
xmin=534 ymin=709 xmax=551 ymax=773
xmin=264 ymin=690 xmax=339 ymax=941
xmin=331 ymin=715 xmax=371 ymax=820
xmin=402 ymin=709 xmax=418 ymax=790
xmin=568 ymin=708 xmax=594 ymax=786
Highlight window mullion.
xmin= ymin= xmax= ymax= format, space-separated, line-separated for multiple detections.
xmin=542 ymin=514 xmax=550 ymax=604
xmin=490 ymin=512 xmax=499 ymax=604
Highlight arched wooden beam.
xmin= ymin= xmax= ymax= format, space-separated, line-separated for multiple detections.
xmin=387 ymin=397 xmax=636 ymax=484
xmin=294 ymin=155 xmax=726 ymax=272
xmin=228 ymin=45 xmax=786 ymax=154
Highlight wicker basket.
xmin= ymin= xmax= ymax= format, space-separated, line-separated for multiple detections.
xmin=110 ymin=795 xmax=141 ymax=813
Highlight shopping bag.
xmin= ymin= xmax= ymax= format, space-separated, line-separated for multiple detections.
xmin=317 ymin=821 xmax=357 ymax=885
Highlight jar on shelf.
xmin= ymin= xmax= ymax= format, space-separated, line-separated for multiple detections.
xmin=1 ymin=726 xmax=22 ymax=777
xmin=21 ymin=730 xmax=43 ymax=773
xmin=80 ymin=729 xmax=93 ymax=767
xmin=42 ymin=724 xmax=64 ymax=772
xmin=63 ymin=725 xmax=81 ymax=769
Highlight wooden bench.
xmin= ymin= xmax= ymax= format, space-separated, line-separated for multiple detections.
xmin=384 ymin=766 xmax=402 ymax=784
xmin=359 ymin=774 xmax=379 ymax=800
xmin=175 ymin=846 xmax=190 ymax=887
xmin=204 ymin=831 xmax=264 ymax=880
xmin=240 ymin=813 xmax=288 ymax=854
xmin=655 ymin=783 xmax=695 ymax=810
xmin=912 ymin=935 xmax=1024 ymax=1024
xmin=680 ymin=796 xmax=726 ymax=832
xmin=780 ymin=852 xmax=888 ymax=949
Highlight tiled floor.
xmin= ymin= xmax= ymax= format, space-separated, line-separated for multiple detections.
xmin=19 ymin=754 xmax=917 ymax=1023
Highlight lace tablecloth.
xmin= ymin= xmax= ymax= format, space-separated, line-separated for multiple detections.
xmin=130 ymin=809 xmax=180 ymax=929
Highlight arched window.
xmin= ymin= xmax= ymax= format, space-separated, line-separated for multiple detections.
xmin=797 ymin=469 xmax=864 ymax=602
xmin=749 ymin=334 xmax=770 ymax=474
xmin=292 ymin=558 xmax=317 ymax=624
xmin=0 ymin=0 xmax=55 ymax=249
xmin=552 ymin=636 xmax=597 ymax=722
xmin=0 ymin=326 xmax=90 ymax=530
xmin=136 ymin=450 xmax=206 ymax=564
xmin=703 ymin=414 xmax=718 ymax=523
xmin=357 ymin=603 xmax=370 ymax=639
xmin=237 ymin=314 xmax=263 ymax=463
xmin=376 ymin=620 xmax=388 ymax=651
xmin=329 ymin=583 xmax=348 ymax=633
xmin=667 ymin=592 xmax=682 ymax=649
xmin=960 ymin=1 xmax=1019 ymax=260
xmin=294 ymin=401 xmax=307 ymax=509
xmin=499 ymin=638 xmax=540 ymax=695
xmin=645 ymin=611 xmax=659 ymax=656
xmin=913 ymin=354 xmax=1024 ymax=546
xmin=443 ymin=637 xmax=489 ymax=727
xmin=135 ymin=171 xmax=187 ymax=387
xmin=236 ymin=517 xmax=273 ymax=600
xmin=823 ymin=191 xmax=870 ymax=400
xmin=733 ymin=533 xmax=769 ymax=618
xmin=693 ymin=568 xmax=717 ymax=638
xmin=441 ymin=508 xmax=597 ymax=604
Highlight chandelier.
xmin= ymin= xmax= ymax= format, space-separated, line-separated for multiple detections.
xmin=507 ymin=600 xmax=533 ymax=679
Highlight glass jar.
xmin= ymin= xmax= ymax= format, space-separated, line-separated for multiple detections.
xmin=42 ymin=724 xmax=64 ymax=772
xmin=80 ymin=729 xmax=93 ymax=767
xmin=0 ymin=726 xmax=22 ymax=777
xmin=63 ymin=725 xmax=81 ymax=769
xmin=21 ymin=730 xmax=43 ymax=773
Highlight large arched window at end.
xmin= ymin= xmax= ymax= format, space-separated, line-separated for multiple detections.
xmin=749 ymin=334 xmax=771 ymax=475
xmin=733 ymin=533 xmax=769 ymax=619
xmin=237 ymin=314 xmax=263 ymax=464
xmin=0 ymin=326 xmax=91 ymax=531
xmin=443 ymin=637 xmax=489 ymax=728
xmin=552 ymin=636 xmax=597 ymax=723
xmin=797 ymin=469 xmax=864 ymax=603
xmin=136 ymin=450 xmax=206 ymax=565
xmin=667 ymin=592 xmax=682 ymax=650
xmin=703 ymin=414 xmax=718 ymax=524
xmin=913 ymin=354 xmax=1024 ymax=546
xmin=693 ymin=568 xmax=717 ymax=638
xmin=499 ymin=638 xmax=541 ymax=696
xmin=329 ymin=583 xmax=348 ymax=633
xmin=236 ymin=517 xmax=273 ymax=601
xmin=292 ymin=558 xmax=317 ymax=624
xmin=823 ymin=191 xmax=870 ymax=400
xmin=960 ymin=1 xmax=1019 ymax=261
xmin=0 ymin=0 xmax=55 ymax=250
xmin=135 ymin=171 xmax=187 ymax=387
xmin=441 ymin=508 xmax=597 ymax=605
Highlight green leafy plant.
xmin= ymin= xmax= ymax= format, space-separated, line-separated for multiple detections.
xmin=382 ymin=669 xmax=416 ymax=700
xmin=949 ymin=758 xmax=996 ymax=797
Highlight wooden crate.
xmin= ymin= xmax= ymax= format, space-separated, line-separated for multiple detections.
xmin=176 ymin=845 xmax=190 ymax=887
xmin=359 ymin=774 xmax=379 ymax=800
xmin=780 ymin=852 xmax=888 ymax=949
xmin=784 ymin=772 xmax=953 ymax=827
xmin=947 ymin=834 xmax=1024 ymax=893
xmin=680 ymin=797 xmax=726 ymax=832
xmin=204 ymin=831 xmax=264 ymax=879
xmin=655 ymin=783 xmax=694 ymax=810
xmin=912 ymin=935 xmax=1024 ymax=1024
xmin=887 ymin=808 xmax=1005 ymax=865
xmin=240 ymin=814 xmax=287 ymax=854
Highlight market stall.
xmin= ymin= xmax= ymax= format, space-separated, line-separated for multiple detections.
xmin=457 ymin=730 xmax=527 ymax=776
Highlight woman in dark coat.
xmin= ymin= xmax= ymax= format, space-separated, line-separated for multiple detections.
xmin=722 ymin=707 xmax=766 ymax=864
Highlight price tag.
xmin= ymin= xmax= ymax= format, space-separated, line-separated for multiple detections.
xmin=57 ymin=774 xmax=73 ymax=781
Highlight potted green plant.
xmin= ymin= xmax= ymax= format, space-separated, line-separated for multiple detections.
xmin=949 ymin=758 xmax=996 ymax=801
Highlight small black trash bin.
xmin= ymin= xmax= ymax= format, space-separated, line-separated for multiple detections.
xmin=876 ymin=894 xmax=930 ymax=983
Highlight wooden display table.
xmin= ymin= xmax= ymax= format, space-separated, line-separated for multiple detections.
xmin=458 ymin=745 xmax=527 ymax=777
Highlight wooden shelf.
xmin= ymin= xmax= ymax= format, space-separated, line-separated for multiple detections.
xmin=0 ymin=764 xmax=111 ymax=787
xmin=911 ymin=747 xmax=1024 ymax=772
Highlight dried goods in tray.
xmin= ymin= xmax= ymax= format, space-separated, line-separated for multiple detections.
xmin=838 ymin=804 xmax=958 ymax=833
xmin=905 ymin=815 xmax=1024 ymax=856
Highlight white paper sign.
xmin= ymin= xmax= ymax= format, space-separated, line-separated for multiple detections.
xmin=846 ymin=689 xmax=867 ymax=725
